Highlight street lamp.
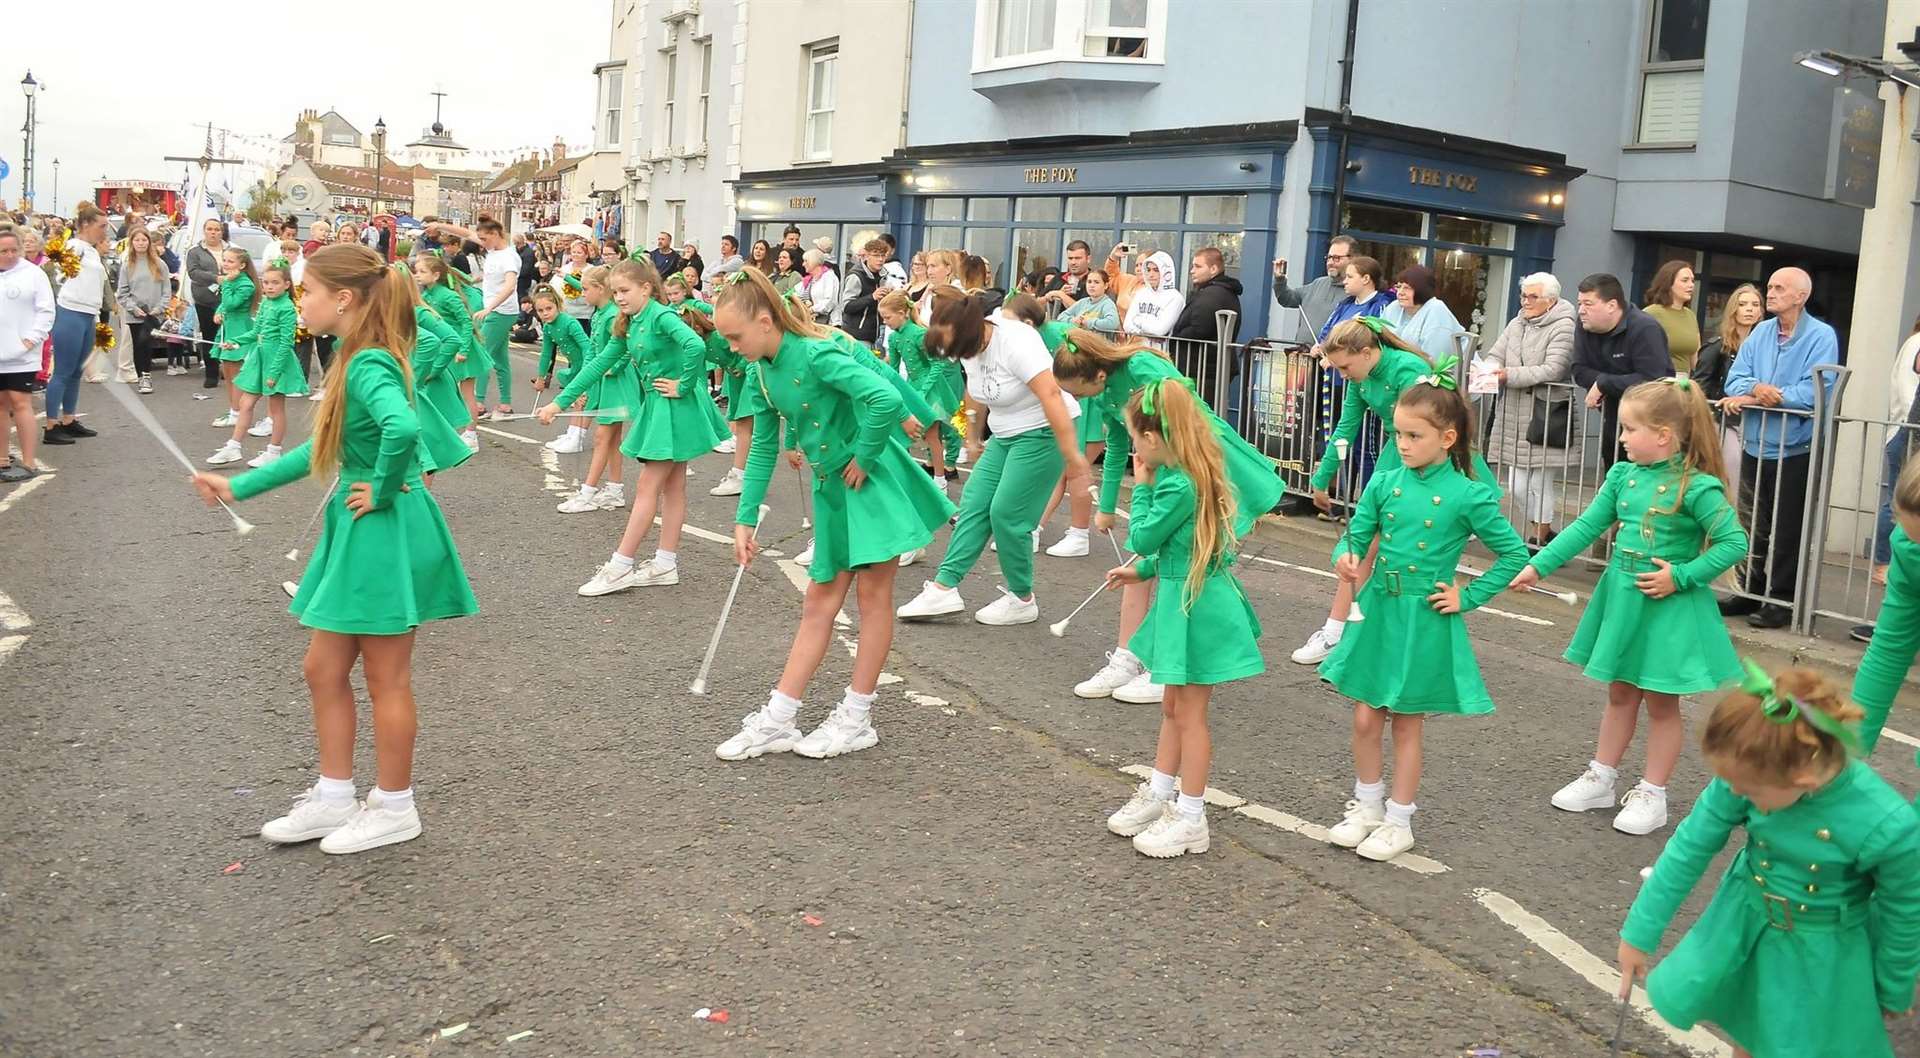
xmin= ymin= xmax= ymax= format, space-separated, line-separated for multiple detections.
xmin=51 ymin=157 xmax=58 ymax=208
xmin=20 ymin=71 xmax=37 ymax=208
xmin=372 ymin=116 xmax=387 ymax=217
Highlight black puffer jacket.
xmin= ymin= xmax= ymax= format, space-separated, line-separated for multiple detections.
xmin=1171 ymin=273 xmax=1244 ymax=342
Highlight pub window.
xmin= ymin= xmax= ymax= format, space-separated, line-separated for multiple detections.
xmin=1636 ymin=0 xmax=1709 ymax=145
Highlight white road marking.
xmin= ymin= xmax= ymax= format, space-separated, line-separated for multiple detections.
xmin=1472 ymin=888 xmax=1732 ymax=1057
xmin=0 ymin=471 xmax=55 ymax=515
xmin=1119 ymin=764 xmax=1450 ymax=875
xmin=0 ymin=591 xmax=31 ymax=632
xmin=475 ymin=424 xmax=543 ymax=447
xmin=1881 ymin=727 xmax=1920 ymax=751
xmin=0 ymin=633 xmax=27 ymax=665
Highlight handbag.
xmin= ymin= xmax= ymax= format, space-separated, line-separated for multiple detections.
xmin=1527 ymin=390 xmax=1574 ymax=448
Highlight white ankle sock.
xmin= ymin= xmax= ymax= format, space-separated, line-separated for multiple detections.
xmin=1384 ymin=799 xmax=1416 ymax=828
xmin=841 ymin=686 xmax=876 ymax=720
xmin=315 ymin=775 xmax=356 ymax=804
xmin=1591 ymin=760 xmax=1620 ymax=785
xmin=1634 ymin=779 xmax=1665 ymax=796
xmin=577 ymin=484 xmax=596 ymax=499
xmin=1321 ymin=617 xmax=1344 ymax=638
xmin=765 ymin=689 xmax=801 ymax=725
xmin=1176 ymin=792 xmax=1206 ymax=819
xmin=1354 ymin=779 xmax=1385 ymax=805
xmin=610 ymin=551 xmax=635 ymax=570
xmin=1066 ymin=526 xmax=1089 ymax=540
xmin=1149 ymin=769 xmax=1177 ymax=799
xmin=654 ymin=549 xmax=677 ymax=570
xmin=933 ymin=475 xmax=948 ymax=487
xmin=375 ymin=786 xmax=414 ymax=813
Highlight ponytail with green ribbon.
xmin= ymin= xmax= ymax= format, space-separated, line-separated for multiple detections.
xmin=1415 ymin=354 xmax=1461 ymax=392
xmin=1736 ymin=658 xmax=1863 ymax=756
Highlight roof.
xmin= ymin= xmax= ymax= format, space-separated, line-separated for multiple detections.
xmin=533 ymin=155 xmax=583 ymax=181
xmin=283 ymin=109 xmax=364 ymax=147
xmin=406 ymin=122 xmax=468 ymax=151
xmin=480 ymin=157 xmax=544 ymax=194
xmin=307 ymin=161 xmax=426 ymax=198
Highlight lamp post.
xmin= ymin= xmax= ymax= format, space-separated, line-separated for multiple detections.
xmin=51 ymin=157 xmax=58 ymax=209
xmin=372 ymin=116 xmax=387 ymax=217
xmin=20 ymin=71 xmax=37 ymax=209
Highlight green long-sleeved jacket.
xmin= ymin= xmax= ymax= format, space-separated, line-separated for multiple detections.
xmin=734 ymin=332 xmax=905 ymax=527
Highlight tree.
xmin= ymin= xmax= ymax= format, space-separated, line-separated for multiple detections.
xmin=243 ymin=179 xmax=285 ymax=226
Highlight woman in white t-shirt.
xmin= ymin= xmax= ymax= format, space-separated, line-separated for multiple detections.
xmin=438 ymin=216 xmax=521 ymax=417
xmin=44 ymin=205 xmax=110 ymax=443
xmin=897 ymin=286 xmax=1090 ymax=626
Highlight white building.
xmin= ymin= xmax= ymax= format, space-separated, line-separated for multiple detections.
xmin=615 ymin=0 xmax=742 ymax=259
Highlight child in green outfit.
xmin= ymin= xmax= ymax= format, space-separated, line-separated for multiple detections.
xmin=208 ymin=259 xmax=304 ymax=468
xmin=530 ymin=286 xmax=594 ymax=454
xmin=190 ymin=244 xmax=476 ymax=856
xmin=209 ymin=247 xmax=260 ymax=430
xmin=1854 ymin=457 xmax=1920 ymax=771
xmin=1512 ymin=378 xmax=1747 ymax=836
xmin=1618 ymin=665 xmax=1920 ymax=1058
xmin=1102 ymin=379 xmax=1263 ymax=859
xmin=692 ymin=302 xmax=754 ymax=499
xmin=549 ymin=266 xmax=633 ymax=515
xmin=1317 ymin=376 xmax=1530 ymax=863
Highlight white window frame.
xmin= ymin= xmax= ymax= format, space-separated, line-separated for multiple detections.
xmin=970 ymin=0 xmax=1167 ymax=73
xmin=597 ymin=66 xmax=625 ymax=150
xmin=803 ymin=41 xmax=837 ymax=162
xmin=1631 ymin=0 xmax=1708 ymax=147
xmin=695 ymin=40 xmax=713 ymax=150
xmin=661 ymin=47 xmax=680 ymax=153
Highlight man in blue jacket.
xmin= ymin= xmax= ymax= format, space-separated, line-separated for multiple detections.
xmin=1718 ymin=267 xmax=1837 ymax=629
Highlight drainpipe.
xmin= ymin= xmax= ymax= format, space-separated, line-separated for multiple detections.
xmin=1328 ymin=0 xmax=1360 ymax=238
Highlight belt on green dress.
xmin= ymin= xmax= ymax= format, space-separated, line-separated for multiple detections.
xmin=1738 ymin=877 xmax=1870 ymax=933
xmin=1377 ymin=570 xmax=1405 ymax=596
xmin=1609 ymin=548 xmax=1690 ymax=575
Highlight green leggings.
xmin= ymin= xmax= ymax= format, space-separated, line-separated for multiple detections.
xmin=935 ymin=427 xmax=1064 ymax=598
xmin=476 ymin=313 xmax=515 ymax=405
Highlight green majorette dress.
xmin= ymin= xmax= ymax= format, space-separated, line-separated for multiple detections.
xmin=735 ymin=332 xmax=957 ymax=583
xmin=702 ymin=327 xmax=752 ymax=422
xmin=410 ymin=306 xmax=474 ymax=475
xmin=1527 ymin=458 xmax=1747 ymax=693
xmin=1038 ymin=320 xmax=1106 ymax=449
xmin=233 ymin=292 xmax=305 ymax=396
xmin=213 ymin=274 xmax=256 ymax=363
xmin=828 ymin=328 xmax=936 ymax=426
xmin=1092 ymin=351 xmax=1284 ymax=537
xmin=1124 ymin=467 xmax=1263 ymax=685
xmin=537 ymin=311 xmax=591 ymax=395
xmin=1318 ymin=460 xmax=1530 ymax=713
xmin=889 ymin=318 xmax=962 ymax=454
xmin=620 ymin=298 xmax=728 ymax=461
xmin=1622 ymin=763 xmax=1920 ymax=1057
xmin=552 ymin=301 xmax=640 ymax=428
xmin=1308 ymin=344 xmax=1500 ymax=496
xmin=229 ymin=348 xmax=477 ymax=634
xmin=1854 ymin=527 xmax=1920 ymax=773
xmin=423 ymin=283 xmax=488 ymax=386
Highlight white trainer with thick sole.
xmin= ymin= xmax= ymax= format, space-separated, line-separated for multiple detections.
xmin=1106 ymin=783 xmax=1172 ymax=836
xmin=898 ymin=580 xmax=964 ymax=619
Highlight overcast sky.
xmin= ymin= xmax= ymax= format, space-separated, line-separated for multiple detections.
xmin=1 ymin=0 xmax=608 ymax=210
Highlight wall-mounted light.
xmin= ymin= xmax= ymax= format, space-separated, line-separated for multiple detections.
xmin=864 ymin=195 xmax=884 ymax=203
xmin=1237 ymin=161 xmax=1257 ymax=173
xmin=1797 ymin=50 xmax=1845 ymax=77
xmin=1753 ymin=244 xmax=1775 ymax=251
xmin=1549 ymin=192 xmax=1565 ymax=206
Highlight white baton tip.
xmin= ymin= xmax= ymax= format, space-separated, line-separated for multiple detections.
xmin=1048 ymin=620 xmax=1069 ymax=637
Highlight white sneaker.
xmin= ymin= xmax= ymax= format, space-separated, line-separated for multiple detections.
xmin=715 ymin=709 xmax=802 ymax=761
xmin=793 ymin=704 xmax=880 ymax=759
xmin=461 ymin=429 xmax=480 ymax=452
xmin=1046 ymin=532 xmax=1091 ymax=558
xmin=974 ymin=587 xmax=1038 ymax=626
xmin=245 ymin=444 xmax=283 ymax=468
xmin=1327 ymin=799 xmax=1386 ymax=848
xmin=898 ymin=546 xmax=925 ymax=567
xmin=709 ymin=467 xmax=744 ymax=497
xmin=1106 ymin=782 xmax=1172 ymax=836
xmin=318 ymin=798 xmax=422 ymax=855
xmin=956 ymin=445 xmax=970 ymax=466
xmin=898 ymin=580 xmax=963 ymax=619
xmin=1290 ymin=628 xmax=1343 ymax=666
xmin=209 ymin=411 xmax=239 ymax=428
xmin=545 ymin=431 xmax=586 ymax=454
xmin=556 ymin=489 xmax=600 ymax=514
xmin=713 ymin=435 xmax=737 ymax=454
xmin=247 ymin=416 xmax=274 ymax=438
xmin=1075 ymin=650 xmax=1144 ymax=699
xmin=1111 ymin=671 xmax=1165 ymax=704
xmin=165 ymin=364 xmax=186 ymax=376
xmin=1550 ymin=765 xmax=1618 ymax=813
xmin=259 ymin=785 xmax=358 ymax=843
xmin=1133 ymin=809 xmax=1209 ymax=858
xmin=206 ymin=440 xmax=243 ymax=465
xmin=1612 ymin=786 xmax=1668 ymax=835
xmin=578 ymin=561 xmax=645 ymax=596
xmin=628 ymin=561 xmax=680 ymax=587
xmin=1356 ymin=820 xmax=1414 ymax=862
xmin=307 ymin=388 xmax=325 ymax=402
xmin=794 ymin=539 xmax=816 ymax=565
xmin=592 ymin=483 xmax=626 ymax=509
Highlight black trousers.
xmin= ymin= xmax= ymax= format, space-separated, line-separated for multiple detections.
xmin=196 ymin=304 xmax=220 ymax=382
xmin=1737 ymin=451 xmax=1811 ymax=608
xmin=296 ymin=335 xmax=336 ymax=384
xmin=129 ymin=318 xmax=156 ymax=376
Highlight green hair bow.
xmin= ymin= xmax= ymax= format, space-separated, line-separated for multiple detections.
xmin=724 ymin=269 xmax=754 ymax=287
xmin=1415 ymin=354 xmax=1461 ymax=392
xmin=270 ymin=257 xmax=291 ymax=272
xmin=1138 ymin=375 xmax=1199 ymax=422
xmin=1736 ymin=658 xmax=1862 ymax=755
xmin=1661 ymin=376 xmax=1694 ymax=392
xmin=1355 ymin=315 xmax=1390 ymax=336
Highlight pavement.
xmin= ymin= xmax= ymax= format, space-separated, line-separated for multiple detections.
xmin=5 ymin=351 xmax=1919 ymax=1058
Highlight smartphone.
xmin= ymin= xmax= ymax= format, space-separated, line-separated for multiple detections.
xmin=1114 ymin=243 xmax=1132 ymax=255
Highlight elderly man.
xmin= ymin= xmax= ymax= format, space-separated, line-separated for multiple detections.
xmin=1718 ymin=267 xmax=1836 ymax=630
xmin=1570 ymin=273 xmax=1670 ymax=467
xmin=1272 ymin=234 xmax=1355 ymax=342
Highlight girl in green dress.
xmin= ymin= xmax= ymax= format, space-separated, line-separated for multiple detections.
xmin=1618 ymin=665 xmax=1920 ymax=1058
xmin=879 ymin=291 xmax=960 ymax=487
xmin=1052 ymin=328 xmax=1287 ymax=705
xmin=538 ymin=258 xmax=725 ymax=596
xmin=692 ymin=303 xmax=754 ymax=500
xmin=530 ymin=286 xmax=593 ymax=454
xmin=189 ymin=243 xmax=477 ymax=856
xmin=551 ymin=267 xmax=632 ymax=514
xmin=210 ymin=247 xmax=260 ymax=431
xmin=709 ymin=266 xmax=955 ymax=762
xmin=1102 ymin=380 xmax=1263 ymax=860
xmin=1317 ymin=378 xmax=1530 ymax=863
xmin=403 ymin=276 xmax=475 ymax=481
xmin=209 ymin=260 xmax=305 ymax=469
xmin=1512 ymin=378 xmax=1745 ymax=837
xmin=413 ymin=254 xmax=486 ymax=449
xmin=1853 ymin=457 xmax=1920 ymax=771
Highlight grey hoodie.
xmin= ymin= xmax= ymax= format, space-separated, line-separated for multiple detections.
xmin=117 ymin=256 xmax=172 ymax=319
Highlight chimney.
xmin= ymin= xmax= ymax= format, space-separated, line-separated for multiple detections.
xmin=552 ymin=138 xmax=566 ymax=161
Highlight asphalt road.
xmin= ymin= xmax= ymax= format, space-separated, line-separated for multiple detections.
xmin=5 ymin=356 xmax=1918 ymax=1058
